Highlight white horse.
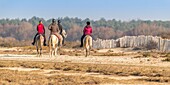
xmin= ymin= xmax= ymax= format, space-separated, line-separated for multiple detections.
xmin=48 ymin=35 xmax=59 ymax=57
xmin=36 ymin=34 xmax=44 ymax=57
xmin=61 ymin=29 xmax=67 ymax=38
xmin=83 ymin=35 xmax=92 ymax=57
xmin=48 ymin=30 xmax=67 ymax=57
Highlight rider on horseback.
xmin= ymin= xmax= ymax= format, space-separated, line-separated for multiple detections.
xmin=80 ymin=21 xmax=92 ymax=47
xmin=48 ymin=19 xmax=63 ymax=47
xmin=58 ymin=20 xmax=65 ymax=45
xmin=32 ymin=20 xmax=47 ymax=46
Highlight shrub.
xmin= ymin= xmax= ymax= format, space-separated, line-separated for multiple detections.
xmin=146 ymin=41 xmax=158 ymax=50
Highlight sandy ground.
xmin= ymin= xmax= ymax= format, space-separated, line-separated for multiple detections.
xmin=0 ymin=67 xmax=148 ymax=80
xmin=0 ymin=47 xmax=170 ymax=85
xmin=0 ymin=54 xmax=169 ymax=67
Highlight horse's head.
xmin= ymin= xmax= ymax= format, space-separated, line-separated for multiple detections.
xmin=62 ymin=30 xmax=67 ymax=38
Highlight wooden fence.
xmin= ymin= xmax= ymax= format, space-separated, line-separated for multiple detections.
xmin=92 ymin=35 xmax=170 ymax=52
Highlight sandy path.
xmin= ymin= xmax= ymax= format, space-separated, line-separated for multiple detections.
xmin=0 ymin=54 xmax=169 ymax=67
xmin=0 ymin=53 xmax=169 ymax=85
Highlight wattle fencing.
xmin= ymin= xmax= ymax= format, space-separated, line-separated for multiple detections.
xmin=92 ymin=35 xmax=170 ymax=52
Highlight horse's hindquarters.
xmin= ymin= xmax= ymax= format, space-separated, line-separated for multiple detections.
xmin=83 ymin=35 xmax=92 ymax=57
xmin=36 ymin=34 xmax=44 ymax=57
xmin=49 ymin=35 xmax=59 ymax=57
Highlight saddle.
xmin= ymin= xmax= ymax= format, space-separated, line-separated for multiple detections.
xmin=36 ymin=34 xmax=43 ymax=39
xmin=51 ymin=33 xmax=61 ymax=40
xmin=85 ymin=35 xmax=92 ymax=39
xmin=83 ymin=35 xmax=92 ymax=43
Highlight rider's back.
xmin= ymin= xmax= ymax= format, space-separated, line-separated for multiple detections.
xmin=49 ymin=23 xmax=59 ymax=34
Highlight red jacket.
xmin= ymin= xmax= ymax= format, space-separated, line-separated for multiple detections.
xmin=37 ymin=23 xmax=45 ymax=34
xmin=83 ymin=25 xmax=92 ymax=35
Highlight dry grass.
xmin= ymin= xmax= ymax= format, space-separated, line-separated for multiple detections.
xmin=0 ymin=60 xmax=169 ymax=84
xmin=0 ymin=68 xmax=152 ymax=85
xmin=162 ymin=58 xmax=170 ymax=62
xmin=0 ymin=46 xmax=170 ymax=84
xmin=0 ymin=69 xmax=117 ymax=85
xmin=134 ymin=52 xmax=169 ymax=58
xmin=161 ymin=53 xmax=170 ymax=62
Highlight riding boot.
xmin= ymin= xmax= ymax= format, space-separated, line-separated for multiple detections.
xmin=43 ymin=39 xmax=47 ymax=46
xmin=80 ymin=35 xmax=85 ymax=47
xmin=32 ymin=33 xmax=38 ymax=45
xmin=43 ymin=34 xmax=47 ymax=46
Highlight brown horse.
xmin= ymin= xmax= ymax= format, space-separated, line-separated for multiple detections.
xmin=36 ymin=34 xmax=44 ymax=57
xmin=48 ymin=35 xmax=59 ymax=57
xmin=83 ymin=35 xmax=92 ymax=57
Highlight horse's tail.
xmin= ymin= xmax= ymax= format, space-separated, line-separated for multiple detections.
xmin=83 ymin=37 xmax=87 ymax=48
xmin=84 ymin=35 xmax=92 ymax=49
xmin=87 ymin=36 xmax=92 ymax=49
xmin=89 ymin=36 xmax=92 ymax=48
xmin=40 ymin=35 xmax=44 ymax=47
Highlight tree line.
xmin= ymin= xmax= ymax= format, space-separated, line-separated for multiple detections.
xmin=0 ymin=16 xmax=170 ymax=42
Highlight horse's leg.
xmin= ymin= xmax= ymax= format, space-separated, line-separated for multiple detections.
xmin=52 ymin=48 xmax=54 ymax=57
xmin=49 ymin=48 xmax=52 ymax=57
xmin=50 ymin=48 xmax=53 ymax=57
xmin=87 ymin=47 xmax=90 ymax=56
xmin=55 ymin=47 xmax=58 ymax=57
xmin=53 ymin=44 xmax=56 ymax=56
xmin=49 ymin=41 xmax=52 ymax=57
xmin=88 ymin=48 xmax=90 ymax=56
xmin=55 ymin=47 xmax=60 ymax=55
xmin=89 ymin=37 xmax=92 ymax=56
xmin=40 ymin=48 xmax=42 ymax=57
xmin=85 ymin=48 xmax=88 ymax=57
xmin=50 ymin=50 xmax=53 ymax=57
xmin=56 ymin=45 xmax=59 ymax=56
xmin=83 ymin=48 xmax=86 ymax=57
xmin=36 ymin=47 xmax=39 ymax=57
xmin=36 ymin=38 xmax=40 ymax=57
xmin=89 ymin=46 xmax=91 ymax=56
xmin=49 ymin=49 xmax=51 ymax=57
xmin=54 ymin=48 xmax=56 ymax=57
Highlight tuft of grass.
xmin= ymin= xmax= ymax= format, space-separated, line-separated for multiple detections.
xmin=142 ymin=52 xmax=151 ymax=57
xmin=107 ymin=49 xmax=114 ymax=52
xmin=161 ymin=53 xmax=170 ymax=62
xmin=162 ymin=58 xmax=170 ymax=62
xmin=165 ymin=53 xmax=170 ymax=58
xmin=96 ymin=53 xmax=124 ymax=56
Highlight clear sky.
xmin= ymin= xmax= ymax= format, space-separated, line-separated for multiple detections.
xmin=0 ymin=0 xmax=170 ymax=21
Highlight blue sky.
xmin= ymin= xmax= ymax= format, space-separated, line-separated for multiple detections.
xmin=0 ymin=0 xmax=170 ymax=21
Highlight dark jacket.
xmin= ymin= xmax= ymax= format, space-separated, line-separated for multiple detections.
xmin=58 ymin=23 xmax=63 ymax=34
xmin=48 ymin=22 xmax=60 ymax=34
